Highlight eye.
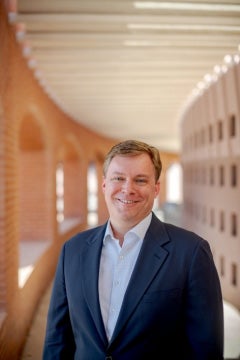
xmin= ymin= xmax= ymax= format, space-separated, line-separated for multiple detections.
xmin=135 ymin=178 xmax=147 ymax=184
xmin=111 ymin=176 xmax=125 ymax=182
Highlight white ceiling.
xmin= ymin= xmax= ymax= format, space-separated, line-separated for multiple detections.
xmin=16 ymin=0 xmax=240 ymax=152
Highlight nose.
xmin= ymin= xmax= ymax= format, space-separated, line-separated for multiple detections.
xmin=121 ymin=179 xmax=135 ymax=193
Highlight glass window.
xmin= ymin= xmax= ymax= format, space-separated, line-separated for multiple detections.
xmin=229 ymin=114 xmax=236 ymax=137
xmin=209 ymin=124 xmax=213 ymax=143
xmin=219 ymin=165 xmax=224 ymax=186
xmin=218 ymin=120 xmax=223 ymax=140
xmin=231 ymin=213 xmax=237 ymax=236
xmin=220 ymin=211 xmax=225 ymax=232
xmin=231 ymin=263 xmax=237 ymax=286
xmin=220 ymin=256 xmax=225 ymax=277
xmin=231 ymin=164 xmax=237 ymax=187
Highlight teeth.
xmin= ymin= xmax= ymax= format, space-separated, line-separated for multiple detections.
xmin=119 ymin=199 xmax=136 ymax=204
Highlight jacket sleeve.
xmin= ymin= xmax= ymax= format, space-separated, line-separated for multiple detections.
xmin=185 ymin=239 xmax=224 ymax=359
xmin=42 ymin=244 xmax=76 ymax=359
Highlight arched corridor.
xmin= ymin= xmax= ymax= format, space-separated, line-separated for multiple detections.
xmin=1 ymin=1 xmax=240 ymax=359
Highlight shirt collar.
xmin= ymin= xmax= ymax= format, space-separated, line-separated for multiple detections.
xmin=103 ymin=212 xmax=152 ymax=244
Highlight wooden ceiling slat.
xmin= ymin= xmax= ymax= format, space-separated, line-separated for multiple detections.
xmin=17 ymin=0 xmax=240 ymax=151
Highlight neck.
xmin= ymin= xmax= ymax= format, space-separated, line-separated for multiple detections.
xmin=110 ymin=220 xmax=138 ymax=246
xmin=112 ymin=230 xmax=125 ymax=246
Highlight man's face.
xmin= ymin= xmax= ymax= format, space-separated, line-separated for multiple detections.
xmin=102 ymin=153 xmax=160 ymax=230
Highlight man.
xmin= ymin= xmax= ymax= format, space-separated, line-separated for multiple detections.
xmin=43 ymin=140 xmax=224 ymax=359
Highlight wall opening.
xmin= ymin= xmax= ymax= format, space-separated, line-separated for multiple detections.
xmin=18 ymin=115 xmax=51 ymax=288
xmin=87 ymin=162 xmax=98 ymax=227
xmin=161 ymin=162 xmax=183 ymax=226
xmin=57 ymin=139 xmax=82 ymax=233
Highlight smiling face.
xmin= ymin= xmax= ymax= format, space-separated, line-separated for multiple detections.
xmin=102 ymin=153 xmax=160 ymax=237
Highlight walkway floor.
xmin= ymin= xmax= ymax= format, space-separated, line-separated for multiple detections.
xmin=20 ymin=284 xmax=240 ymax=360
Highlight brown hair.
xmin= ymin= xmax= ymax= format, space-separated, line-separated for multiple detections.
xmin=103 ymin=140 xmax=162 ymax=182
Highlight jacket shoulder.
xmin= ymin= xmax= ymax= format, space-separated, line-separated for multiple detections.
xmin=152 ymin=213 xmax=206 ymax=248
xmin=64 ymin=223 xmax=107 ymax=250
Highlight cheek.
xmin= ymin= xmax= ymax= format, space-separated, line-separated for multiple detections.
xmin=104 ymin=184 xmax=117 ymax=197
xmin=102 ymin=184 xmax=105 ymax=194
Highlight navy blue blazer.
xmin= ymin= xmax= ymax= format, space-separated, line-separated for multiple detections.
xmin=43 ymin=213 xmax=223 ymax=359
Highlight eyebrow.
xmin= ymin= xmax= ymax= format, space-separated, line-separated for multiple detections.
xmin=111 ymin=171 xmax=125 ymax=176
xmin=111 ymin=171 xmax=149 ymax=178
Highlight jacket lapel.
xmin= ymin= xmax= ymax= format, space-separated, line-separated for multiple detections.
xmin=109 ymin=214 xmax=170 ymax=345
xmin=81 ymin=224 xmax=109 ymax=346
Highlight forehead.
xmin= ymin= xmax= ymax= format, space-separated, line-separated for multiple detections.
xmin=107 ymin=153 xmax=154 ymax=173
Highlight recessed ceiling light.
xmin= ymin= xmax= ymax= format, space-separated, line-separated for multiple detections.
xmin=123 ymin=40 xmax=157 ymax=46
xmin=234 ymin=54 xmax=240 ymax=64
xmin=127 ymin=23 xmax=240 ymax=32
xmin=134 ymin=2 xmax=240 ymax=12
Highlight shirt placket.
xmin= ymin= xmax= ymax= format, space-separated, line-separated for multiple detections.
xmin=107 ymin=248 xmax=126 ymax=339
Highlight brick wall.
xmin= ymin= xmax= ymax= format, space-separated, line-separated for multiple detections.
xmin=0 ymin=3 xmax=177 ymax=359
xmin=0 ymin=3 xmax=115 ymax=359
xmin=181 ymin=56 xmax=240 ymax=309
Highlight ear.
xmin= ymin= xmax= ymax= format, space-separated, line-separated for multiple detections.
xmin=102 ymin=176 xmax=106 ymax=193
xmin=154 ymin=180 xmax=160 ymax=198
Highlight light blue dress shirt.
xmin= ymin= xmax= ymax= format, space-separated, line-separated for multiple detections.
xmin=98 ymin=212 xmax=152 ymax=340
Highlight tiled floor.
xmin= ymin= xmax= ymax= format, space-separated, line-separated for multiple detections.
xmin=224 ymin=301 xmax=240 ymax=359
xmin=19 ymin=241 xmax=50 ymax=288
xmin=20 ymin=283 xmax=240 ymax=360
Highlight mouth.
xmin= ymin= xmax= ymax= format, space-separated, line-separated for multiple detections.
xmin=117 ymin=199 xmax=139 ymax=204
